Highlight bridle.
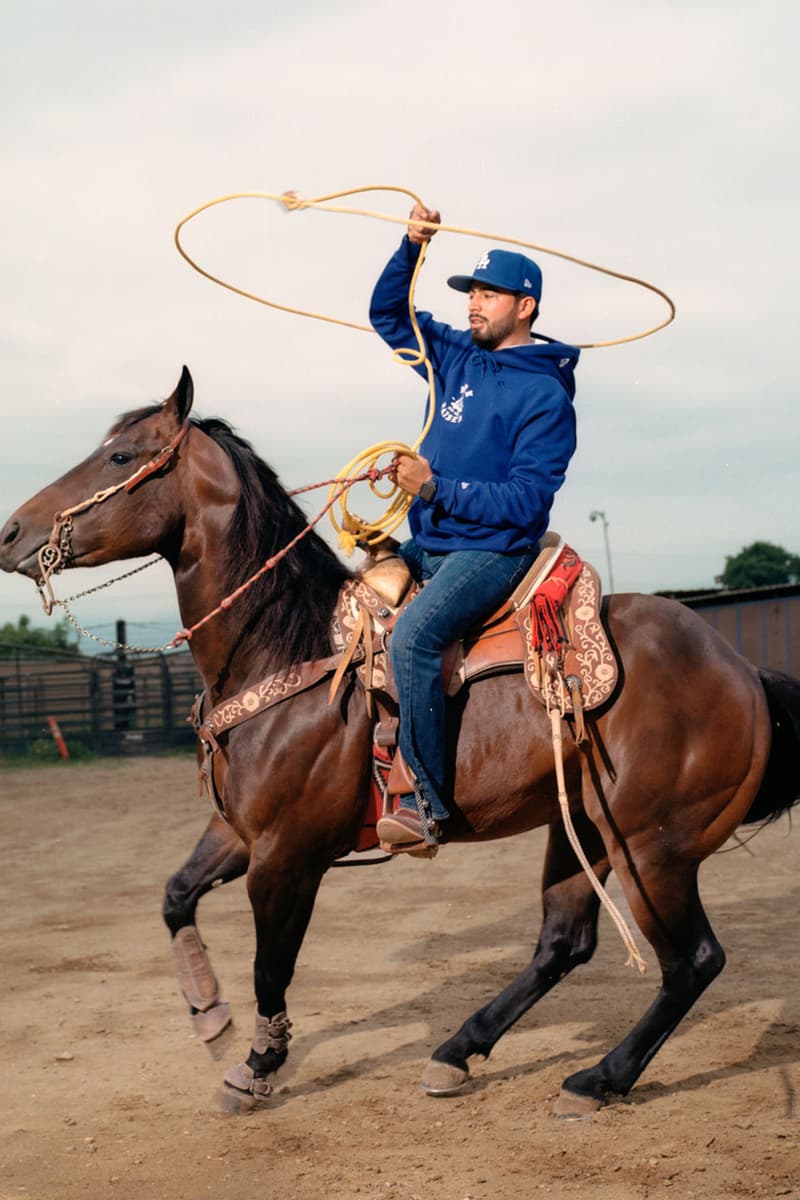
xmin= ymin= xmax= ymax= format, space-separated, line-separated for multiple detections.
xmin=33 ymin=417 xmax=390 ymax=653
xmin=35 ymin=422 xmax=190 ymax=616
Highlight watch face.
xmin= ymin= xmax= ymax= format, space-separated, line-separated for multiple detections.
xmin=419 ymin=479 xmax=436 ymax=502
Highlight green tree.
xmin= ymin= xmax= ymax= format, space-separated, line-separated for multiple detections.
xmin=719 ymin=541 xmax=800 ymax=589
xmin=0 ymin=614 xmax=80 ymax=657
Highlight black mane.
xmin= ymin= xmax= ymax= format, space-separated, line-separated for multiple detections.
xmin=113 ymin=407 xmax=352 ymax=672
xmin=193 ymin=415 xmax=351 ymax=670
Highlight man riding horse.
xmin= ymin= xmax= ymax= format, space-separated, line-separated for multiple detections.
xmin=370 ymin=204 xmax=581 ymax=854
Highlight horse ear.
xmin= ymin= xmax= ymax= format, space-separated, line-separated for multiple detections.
xmin=164 ymin=366 xmax=194 ymax=424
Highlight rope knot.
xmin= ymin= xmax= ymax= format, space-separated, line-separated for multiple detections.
xmin=278 ymin=190 xmax=304 ymax=212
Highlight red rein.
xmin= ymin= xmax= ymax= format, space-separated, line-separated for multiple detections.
xmin=170 ymin=465 xmax=391 ymax=648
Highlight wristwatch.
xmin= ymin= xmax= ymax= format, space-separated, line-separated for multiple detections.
xmin=418 ymin=476 xmax=438 ymax=503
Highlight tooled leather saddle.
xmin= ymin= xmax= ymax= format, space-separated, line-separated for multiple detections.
xmin=331 ymin=533 xmax=617 ymax=820
xmin=337 ymin=531 xmax=616 ymax=717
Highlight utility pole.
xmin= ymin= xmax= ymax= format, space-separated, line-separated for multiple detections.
xmin=589 ymin=510 xmax=615 ymax=594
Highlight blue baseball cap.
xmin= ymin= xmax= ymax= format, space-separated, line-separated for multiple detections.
xmin=447 ymin=249 xmax=542 ymax=302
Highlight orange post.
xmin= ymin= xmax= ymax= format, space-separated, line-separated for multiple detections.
xmin=46 ymin=716 xmax=70 ymax=761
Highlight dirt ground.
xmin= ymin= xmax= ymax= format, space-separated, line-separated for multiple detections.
xmin=0 ymin=756 xmax=798 ymax=1200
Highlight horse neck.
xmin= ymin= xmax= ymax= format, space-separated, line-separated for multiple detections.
xmin=170 ymin=432 xmax=348 ymax=696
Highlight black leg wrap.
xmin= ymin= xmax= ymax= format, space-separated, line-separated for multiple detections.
xmin=246 ymin=1046 xmax=289 ymax=1076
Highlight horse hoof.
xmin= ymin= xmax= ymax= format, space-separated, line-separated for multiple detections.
xmin=420 ymin=1059 xmax=469 ymax=1097
xmin=552 ymin=1088 xmax=603 ymax=1121
xmin=219 ymin=1061 xmax=274 ymax=1109
xmin=212 ymin=1085 xmax=259 ymax=1115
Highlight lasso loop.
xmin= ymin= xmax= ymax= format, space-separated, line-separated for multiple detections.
xmin=175 ymin=185 xmax=676 ymax=547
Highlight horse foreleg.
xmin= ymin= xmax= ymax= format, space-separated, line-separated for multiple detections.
xmin=221 ymin=837 xmax=326 ymax=1104
xmin=556 ymin=857 xmax=725 ymax=1118
xmin=162 ymin=813 xmax=249 ymax=1045
xmin=423 ymin=814 xmax=609 ymax=1096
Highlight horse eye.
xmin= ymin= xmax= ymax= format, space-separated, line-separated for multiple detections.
xmin=109 ymin=451 xmax=133 ymax=467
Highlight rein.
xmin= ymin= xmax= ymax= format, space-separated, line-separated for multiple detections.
xmin=170 ymin=465 xmax=391 ymax=648
xmin=36 ymin=425 xmax=391 ymax=654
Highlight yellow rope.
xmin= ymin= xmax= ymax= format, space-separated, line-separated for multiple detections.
xmin=174 ymin=185 xmax=676 ymax=547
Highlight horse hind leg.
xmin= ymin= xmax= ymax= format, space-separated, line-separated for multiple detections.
xmin=556 ymin=853 xmax=726 ymax=1117
xmin=555 ymin=662 xmax=772 ymax=1116
xmin=422 ymin=814 xmax=609 ymax=1096
xmin=162 ymin=813 xmax=249 ymax=1052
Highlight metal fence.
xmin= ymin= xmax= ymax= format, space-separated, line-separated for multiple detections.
xmin=0 ymin=645 xmax=202 ymax=756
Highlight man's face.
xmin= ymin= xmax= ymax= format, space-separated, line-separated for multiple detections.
xmin=468 ymin=284 xmax=531 ymax=350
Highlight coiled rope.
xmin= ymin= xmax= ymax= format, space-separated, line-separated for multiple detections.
xmin=174 ymin=185 xmax=675 ymax=548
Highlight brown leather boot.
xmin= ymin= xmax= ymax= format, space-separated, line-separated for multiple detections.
xmin=377 ymin=806 xmax=440 ymax=857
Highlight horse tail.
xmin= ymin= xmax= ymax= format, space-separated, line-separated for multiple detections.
xmin=741 ymin=668 xmax=800 ymax=825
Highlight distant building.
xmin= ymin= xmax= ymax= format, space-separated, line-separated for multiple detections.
xmin=657 ymin=582 xmax=800 ymax=674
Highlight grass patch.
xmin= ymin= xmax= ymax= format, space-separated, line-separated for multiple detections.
xmin=0 ymin=737 xmax=97 ymax=767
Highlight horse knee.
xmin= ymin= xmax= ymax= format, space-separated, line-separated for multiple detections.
xmin=548 ymin=932 xmax=597 ymax=979
xmin=163 ymin=870 xmax=193 ymax=933
xmin=162 ymin=838 xmax=249 ymax=935
xmin=537 ymin=912 xmax=599 ymax=978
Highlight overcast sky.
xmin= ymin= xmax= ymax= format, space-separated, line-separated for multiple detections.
xmin=1 ymin=0 xmax=797 ymax=648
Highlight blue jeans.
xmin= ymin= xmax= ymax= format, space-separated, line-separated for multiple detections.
xmin=391 ymin=540 xmax=537 ymax=822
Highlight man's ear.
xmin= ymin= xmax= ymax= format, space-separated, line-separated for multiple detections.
xmin=518 ymin=295 xmax=537 ymax=323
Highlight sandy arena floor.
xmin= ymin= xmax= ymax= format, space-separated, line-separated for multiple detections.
xmin=0 ymin=756 xmax=798 ymax=1200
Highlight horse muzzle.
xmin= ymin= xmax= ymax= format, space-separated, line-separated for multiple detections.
xmin=0 ymin=512 xmax=50 ymax=578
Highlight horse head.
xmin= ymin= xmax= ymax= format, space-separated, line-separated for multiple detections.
xmin=0 ymin=367 xmax=195 ymax=585
xmin=0 ymin=367 xmax=349 ymax=671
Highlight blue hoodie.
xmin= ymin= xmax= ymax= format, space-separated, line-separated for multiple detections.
xmin=369 ymin=237 xmax=579 ymax=554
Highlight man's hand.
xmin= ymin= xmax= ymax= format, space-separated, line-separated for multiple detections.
xmin=408 ymin=203 xmax=441 ymax=245
xmin=390 ymin=452 xmax=434 ymax=495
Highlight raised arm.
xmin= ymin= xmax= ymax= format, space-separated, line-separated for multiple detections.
xmin=369 ymin=204 xmax=446 ymax=370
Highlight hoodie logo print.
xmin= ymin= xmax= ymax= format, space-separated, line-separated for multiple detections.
xmin=441 ymin=382 xmax=472 ymax=424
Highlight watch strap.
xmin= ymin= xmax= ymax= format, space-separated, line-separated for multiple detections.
xmin=418 ymin=477 xmax=437 ymax=503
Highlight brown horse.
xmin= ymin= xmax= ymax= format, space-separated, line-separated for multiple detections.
xmin=1 ymin=367 xmax=798 ymax=1116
